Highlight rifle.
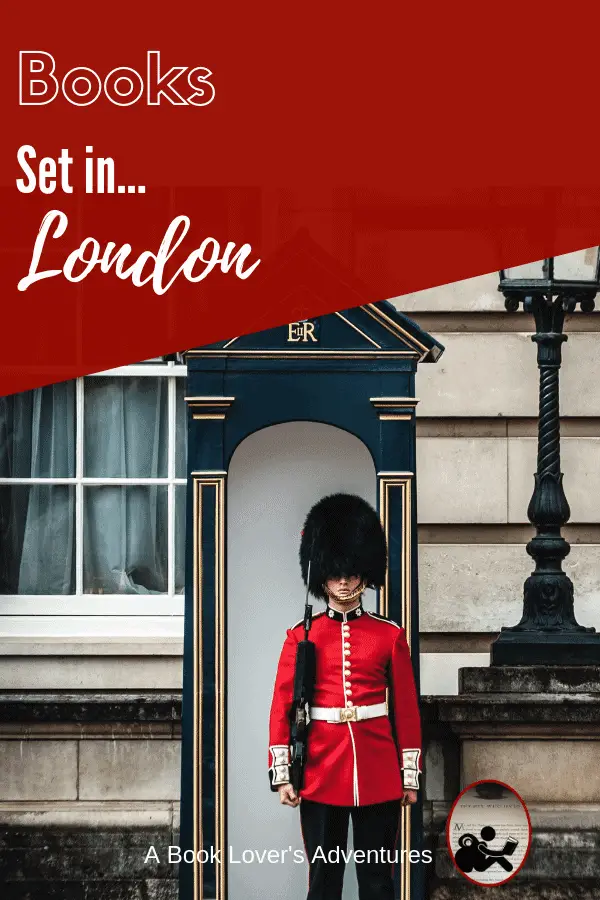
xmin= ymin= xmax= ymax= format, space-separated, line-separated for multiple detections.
xmin=289 ymin=562 xmax=316 ymax=794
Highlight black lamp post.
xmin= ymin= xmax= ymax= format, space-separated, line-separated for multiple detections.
xmin=492 ymin=249 xmax=600 ymax=665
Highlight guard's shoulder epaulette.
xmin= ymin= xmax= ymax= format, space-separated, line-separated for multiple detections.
xmin=290 ymin=610 xmax=325 ymax=631
xmin=366 ymin=611 xmax=401 ymax=629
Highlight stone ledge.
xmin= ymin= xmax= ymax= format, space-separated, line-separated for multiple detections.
xmin=0 ymin=802 xmax=179 ymax=828
xmin=1 ymin=883 xmax=178 ymax=900
xmin=460 ymin=666 xmax=600 ymax=694
xmin=0 ymin=724 xmax=179 ymax=739
xmin=428 ymin=802 xmax=600 ymax=831
xmin=429 ymin=882 xmax=600 ymax=900
xmin=0 ymin=692 xmax=182 ymax=725
xmin=429 ymin=693 xmax=600 ymax=729
xmin=0 ymin=638 xmax=184 ymax=656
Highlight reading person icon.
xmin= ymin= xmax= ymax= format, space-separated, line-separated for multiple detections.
xmin=455 ymin=827 xmax=519 ymax=874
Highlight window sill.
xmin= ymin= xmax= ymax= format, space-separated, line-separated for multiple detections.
xmin=0 ymin=635 xmax=184 ymax=655
xmin=0 ymin=617 xmax=185 ymax=641
xmin=0 ymin=596 xmax=185 ymax=616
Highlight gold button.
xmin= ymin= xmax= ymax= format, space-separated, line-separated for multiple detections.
xmin=344 ymin=642 xmax=351 ymax=648
xmin=344 ymin=650 xmax=350 ymax=656
xmin=345 ymin=681 xmax=351 ymax=688
xmin=346 ymin=701 xmax=353 ymax=708
xmin=346 ymin=689 xmax=353 ymax=696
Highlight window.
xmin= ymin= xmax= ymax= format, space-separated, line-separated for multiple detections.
xmin=0 ymin=359 xmax=187 ymax=620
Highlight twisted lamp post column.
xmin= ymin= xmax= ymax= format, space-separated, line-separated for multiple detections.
xmin=492 ymin=273 xmax=600 ymax=665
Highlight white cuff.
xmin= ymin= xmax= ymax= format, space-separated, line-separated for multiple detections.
xmin=269 ymin=745 xmax=290 ymax=785
xmin=401 ymin=749 xmax=421 ymax=790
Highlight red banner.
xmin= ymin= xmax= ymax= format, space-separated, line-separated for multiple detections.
xmin=2 ymin=2 xmax=600 ymax=394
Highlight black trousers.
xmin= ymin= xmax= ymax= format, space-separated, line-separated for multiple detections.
xmin=300 ymin=798 xmax=402 ymax=900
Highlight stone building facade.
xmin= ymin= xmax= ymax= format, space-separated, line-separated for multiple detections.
xmin=1 ymin=271 xmax=599 ymax=897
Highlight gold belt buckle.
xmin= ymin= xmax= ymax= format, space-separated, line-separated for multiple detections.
xmin=340 ymin=707 xmax=357 ymax=722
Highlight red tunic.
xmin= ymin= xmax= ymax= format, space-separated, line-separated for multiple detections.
xmin=268 ymin=602 xmax=422 ymax=806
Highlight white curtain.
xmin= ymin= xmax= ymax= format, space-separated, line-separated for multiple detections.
xmin=83 ymin=377 xmax=169 ymax=594
xmin=0 ymin=383 xmax=76 ymax=594
xmin=0 ymin=377 xmax=184 ymax=596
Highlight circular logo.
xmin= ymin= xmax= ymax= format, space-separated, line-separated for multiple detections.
xmin=446 ymin=780 xmax=532 ymax=886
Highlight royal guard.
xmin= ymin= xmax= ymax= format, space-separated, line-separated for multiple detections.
xmin=268 ymin=493 xmax=422 ymax=900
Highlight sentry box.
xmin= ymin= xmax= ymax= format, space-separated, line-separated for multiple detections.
xmin=180 ymin=293 xmax=443 ymax=900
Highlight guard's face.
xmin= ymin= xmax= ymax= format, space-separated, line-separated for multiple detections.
xmin=325 ymin=574 xmax=362 ymax=597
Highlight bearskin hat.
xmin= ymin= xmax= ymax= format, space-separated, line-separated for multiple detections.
xmin=299 ymin=493 xmax=387 ymax=599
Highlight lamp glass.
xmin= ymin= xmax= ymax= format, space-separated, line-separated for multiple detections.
xmin=503 ymin=260 xmax=545 ymax=280
xmin=553 ymin=247 xmax=599 ymax=282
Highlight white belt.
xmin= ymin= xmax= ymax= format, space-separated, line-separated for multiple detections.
xmin=309 ymin=702 xmax=387 ymax=724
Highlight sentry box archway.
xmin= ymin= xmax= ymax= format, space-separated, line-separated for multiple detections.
xmin=180 ymin=301 xmax=444 ymax=900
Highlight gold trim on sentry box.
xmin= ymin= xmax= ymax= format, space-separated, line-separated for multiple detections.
xmin=378 ymin=475 xmax=412 ymax=632
xmin=186 ymin=398 xmax=235 ymax=421
xmin=185 ymin=397 xmax=235 ymax=406
xmin=370 ymin=398 xmax=420 ymax=407
xmin=184 ymin=350 xmax=419 ymax=359
xmin=192 ymin=474 xmax=227 ymax=900
xmin=214 ymin=475 xmax=226 ymax=900
xmin=193 ymin=414 xmax=226 ymax=420
xmin=334 ymin=311 xmax=382 ymax=348
xmin=364 ymin=304 xmax=429 ymax=357
xmin=378 ymin=472 xmax=414 ymax=900
xmin=192 ymin=479 xmax=202 ymax=900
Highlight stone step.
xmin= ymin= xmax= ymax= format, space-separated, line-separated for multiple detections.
xmin=460 ymin=666 xmax=600 ymax=695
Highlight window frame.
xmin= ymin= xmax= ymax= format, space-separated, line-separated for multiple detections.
xmin=0 ymin=361 xmax=187 ymax=621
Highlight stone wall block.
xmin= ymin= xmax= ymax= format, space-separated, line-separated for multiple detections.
xmin=78 ymin=741 xmax=180 ymax=802
xmin=0 ymin=741 xmax=77 ymax=801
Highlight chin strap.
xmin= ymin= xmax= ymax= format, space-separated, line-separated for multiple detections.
xmin=323 ymin=580 xmax=366 ymax=606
